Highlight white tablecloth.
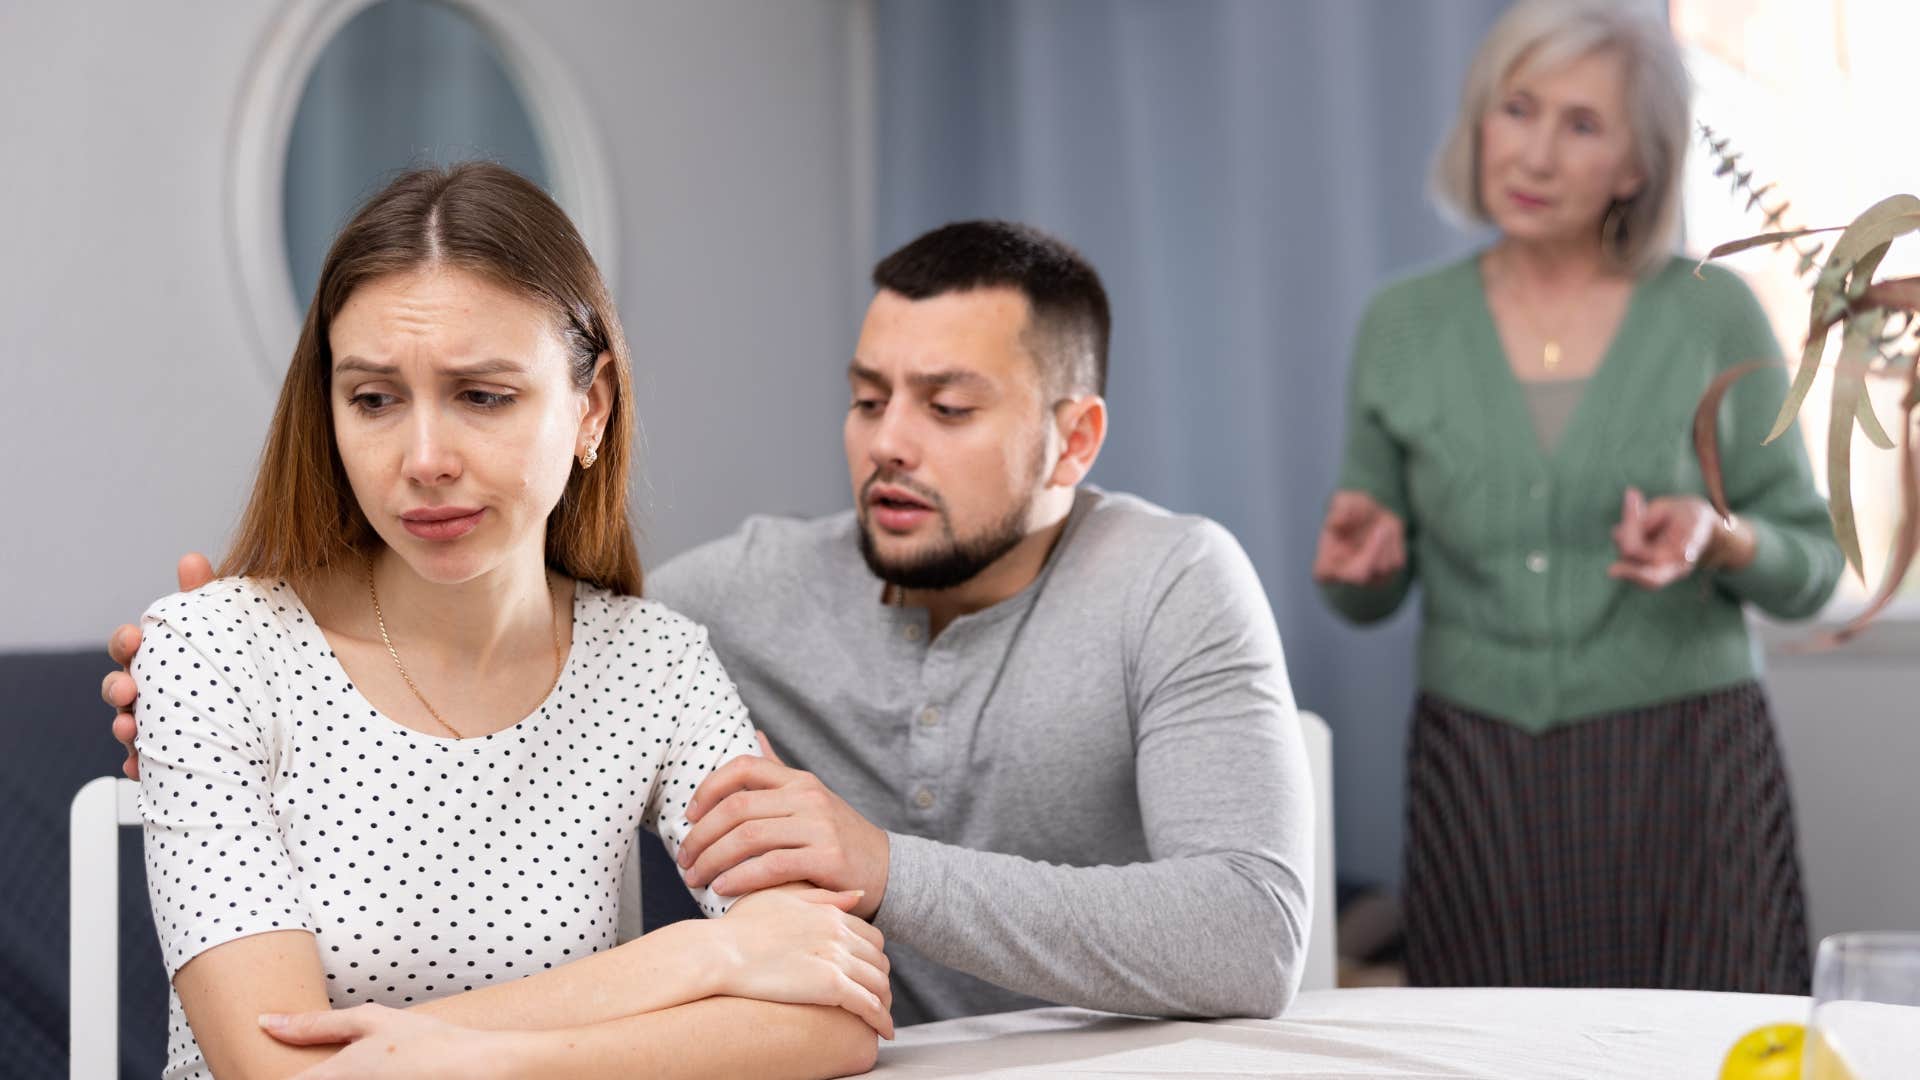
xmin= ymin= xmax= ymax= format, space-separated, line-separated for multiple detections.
xmin=870 ymin=987 xmax=1811 ymax=1078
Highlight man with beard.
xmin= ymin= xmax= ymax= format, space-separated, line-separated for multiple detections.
xmin=106 ymin=221 xmax=1312 ymax=1026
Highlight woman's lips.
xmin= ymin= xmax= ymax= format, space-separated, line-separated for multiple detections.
xmin=401 ymin=508 xmax=484 ymax=541
xmin=1507 ymin=189 xmax=1550 ymax=210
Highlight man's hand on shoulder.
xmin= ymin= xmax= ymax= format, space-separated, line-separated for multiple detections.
xmin=679 ymin=734 xmax=891 ymax=919
xmin=103 ymin=553 xmax=214 ymax=779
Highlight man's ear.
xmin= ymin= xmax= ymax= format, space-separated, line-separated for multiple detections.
xmin=1047 ymin=395 xmax=1107 ymax=488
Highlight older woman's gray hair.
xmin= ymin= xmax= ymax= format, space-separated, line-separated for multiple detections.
xmin=1431 ymin=0 xmax=1691 ymax=277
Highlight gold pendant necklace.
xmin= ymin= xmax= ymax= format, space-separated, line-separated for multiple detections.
xmin=1492 ymin=248 xmax=1588 ymax=375
xmin=366 ymin=556 xmax=566 ymax=739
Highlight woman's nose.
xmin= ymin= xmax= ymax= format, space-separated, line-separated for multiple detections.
xmin=401 ymin=409 xmax=462 ymax=485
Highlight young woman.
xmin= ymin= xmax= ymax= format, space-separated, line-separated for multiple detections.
xmin=132 ymin=163 xmax=887 ymax=1079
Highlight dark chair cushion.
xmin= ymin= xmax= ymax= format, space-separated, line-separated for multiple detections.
xmin=0 ymin=648 xmax=167 ymax=1080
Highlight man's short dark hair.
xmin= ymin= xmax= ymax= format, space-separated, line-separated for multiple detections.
xmin=871 ymin=220 xmax=1110 ymax=398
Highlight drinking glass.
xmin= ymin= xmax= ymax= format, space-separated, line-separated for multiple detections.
xmin=1805 ymin=932 xmax=1920 ymax=1080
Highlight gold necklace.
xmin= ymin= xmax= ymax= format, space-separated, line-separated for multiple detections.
xmin=1493 ymin=250 xmax=1591 ymax=373
xmin=366 ymin=557 xmax=566 ymax=739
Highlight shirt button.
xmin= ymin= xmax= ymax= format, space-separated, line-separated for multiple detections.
xmin=912 ymin=788 xmax=935 ymax=810
xmin=1526 ymin=551 xmax=1549 ymax=573
xmin=903 ymin=624 xmax=923 ymax=642
xmin=918 ymin=706 xmax=941 ymax=728
xmin=1530 ymin=481 xmax=1549 ymax=499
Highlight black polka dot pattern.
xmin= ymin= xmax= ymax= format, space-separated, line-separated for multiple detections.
xmin=133 ymin=577 xmax=755 ymax=1080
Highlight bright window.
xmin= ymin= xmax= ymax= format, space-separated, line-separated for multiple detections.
xmin=1673 ymin=0 xmax=1918 ymax=615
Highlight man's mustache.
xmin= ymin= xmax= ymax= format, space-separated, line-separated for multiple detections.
xmin=860 ymin=470 xmax=945 ymax=511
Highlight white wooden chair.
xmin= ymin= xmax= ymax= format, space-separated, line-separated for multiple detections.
xmin=69 ymin=776 xmax=139 ymax=1080
xmin=1297 ymin=710 xmax=1337 ymax=993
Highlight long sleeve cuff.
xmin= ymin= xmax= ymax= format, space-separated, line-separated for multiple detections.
xmin=872 ymin=831 xmax=938 ymax=947
xmin=1714 ymin=515 xmax=1828 ymax=620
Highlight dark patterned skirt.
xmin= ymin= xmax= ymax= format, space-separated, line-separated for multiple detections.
xmin=1403 ymin=681 xmax=1810 ymax=992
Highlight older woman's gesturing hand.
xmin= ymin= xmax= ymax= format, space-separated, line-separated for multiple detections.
xmin=713 ymin=885 xmax=895 ymax=1038
xmin=1608 ymin=486 xmax=1756 ymax=589
xmin=1313 ymin=490 xmax=1407 ymax=587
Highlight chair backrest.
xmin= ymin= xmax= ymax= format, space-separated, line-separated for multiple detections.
xmin=1296 ymin=710 xmax=1337 ymax=993
xmin=70 ymin=776 xmax=139 ymax=1080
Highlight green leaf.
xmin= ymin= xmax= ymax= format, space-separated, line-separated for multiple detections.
xmin=1823 ymin=371 xmax=1920 ymax=644
xmin=1766 ymin=228 xmax=1902 ymax=444
xmin=1768 ymin=322 xmax=1835 ymax=445
xmin=1826 ymin=318 xmax=1877 ymax=580
xmin=1701 ymin=226 xmax=1843 ymax=262
xmin=1844 ymin=312 xmax=1898 ymax=450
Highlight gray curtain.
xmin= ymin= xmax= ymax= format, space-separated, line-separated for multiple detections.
xmin=874 ymin=0 xmax=1509 ymax=889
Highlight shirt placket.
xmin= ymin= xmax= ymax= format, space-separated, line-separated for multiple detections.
xmin=906 ymin=625 xmax=957 ymax=824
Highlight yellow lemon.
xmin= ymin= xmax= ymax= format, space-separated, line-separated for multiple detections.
xmin=1718 ymin=1023 xmax=1803 ymax=1080
xmin=1804 ymin=1029 xmax=1861 ymax=1080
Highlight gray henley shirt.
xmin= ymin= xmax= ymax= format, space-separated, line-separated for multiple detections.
xmin=647 ymin=487 xmax=1312 ymax=1025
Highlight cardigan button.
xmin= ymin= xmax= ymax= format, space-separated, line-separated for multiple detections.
xmin=1526 ymin=552 xmax=1549 ymax=573
xmin=1530 ymin=481 xmax=1549 ymax=499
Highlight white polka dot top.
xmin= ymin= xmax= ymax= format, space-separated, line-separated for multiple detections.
xmin=132 ymin=577 xmax=755 ymax=1080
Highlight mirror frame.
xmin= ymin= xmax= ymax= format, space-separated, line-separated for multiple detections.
xmin=227 ymin=0 xmax=619 ymax=381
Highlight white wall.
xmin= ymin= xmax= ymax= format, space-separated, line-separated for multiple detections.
xmin=1765 ymin=624 xmax=1920 ymax=942
xmin=0 ymin=1 xmax=864 ymax=651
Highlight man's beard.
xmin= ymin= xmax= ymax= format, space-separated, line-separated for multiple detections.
xmin=857 ymin=490 xmax=1035 ymax=591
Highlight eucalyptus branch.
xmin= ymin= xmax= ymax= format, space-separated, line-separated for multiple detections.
xmin=1698 ymin=123 xmax=1919 ymax=374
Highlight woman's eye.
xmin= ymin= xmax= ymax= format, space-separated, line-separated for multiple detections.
xmin=851 ymin=398 xmax=885 ymax=415
xmin=931 ymin=403 xmax=975 ymax=420
xmin=348 ymin=392 xmax=396 ymax=413
xmin=463 ymin=390 xmax=516 ymax=408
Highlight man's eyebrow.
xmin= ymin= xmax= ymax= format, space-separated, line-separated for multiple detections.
xmin=906 ymin=369 xmax=990 ymax=392
xmin=847 ymin=361 xmax=990 ymax=392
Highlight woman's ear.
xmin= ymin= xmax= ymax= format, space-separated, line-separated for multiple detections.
xmin=1613 ymin=161 xmax=1647 ymax=203
xmin=580 ymin=352 xmax=615 ymax=449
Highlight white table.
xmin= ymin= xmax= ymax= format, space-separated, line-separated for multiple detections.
xmin=870 ymin=987 xmax=1811 ymax=1078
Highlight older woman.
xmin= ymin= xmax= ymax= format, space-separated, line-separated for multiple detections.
xmin=1315 ymin=0 xmax=1839 ymax=992
xmin=130 ymin=163 xmax=887 ymax=1079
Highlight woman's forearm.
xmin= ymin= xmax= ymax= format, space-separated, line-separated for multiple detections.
xmin=413 ymin=917 xmax=724 ymax=1030
xmin=493 ymin=997 xmax=878 ymax=1080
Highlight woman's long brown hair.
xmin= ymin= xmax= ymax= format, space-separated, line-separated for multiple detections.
xmin=218 ymin=162 xmax=642 ymax=595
